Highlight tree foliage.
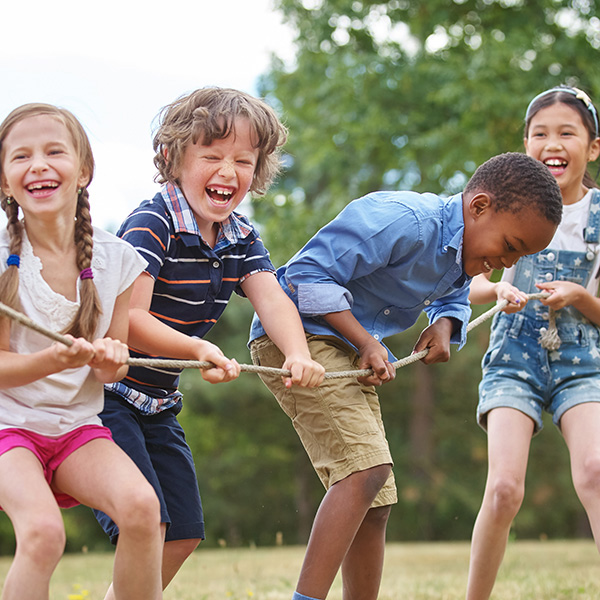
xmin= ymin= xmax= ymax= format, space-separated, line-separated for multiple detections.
xmin=254 ymin=0 xmax=600 ymax=265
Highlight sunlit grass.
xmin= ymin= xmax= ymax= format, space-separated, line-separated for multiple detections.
xmin=0 ymin=540 xmax=597 ymax=599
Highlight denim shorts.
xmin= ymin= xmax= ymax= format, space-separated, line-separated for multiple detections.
xmin=94 ymin=390 xmax=204 ymax=544
xmin=250 ymin=334 xmax=397 ymax=507
xmin=478 ymin=312 xmax=600 ymax=433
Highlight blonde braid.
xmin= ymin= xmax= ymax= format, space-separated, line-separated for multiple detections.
xmin=0 ymin=198 xmax=24 ymax=317
xmin=64 ymin=188 xmax=102 ymax=340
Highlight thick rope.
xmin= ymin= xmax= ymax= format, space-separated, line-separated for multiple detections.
xmin=538 ymin=307 xmax=562 ymax=350
xmin=0 ymin=292 xmax=550 ymax=381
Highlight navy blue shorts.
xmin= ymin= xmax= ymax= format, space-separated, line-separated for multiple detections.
xmin=94 ymin=390 xmax=205 ymax=544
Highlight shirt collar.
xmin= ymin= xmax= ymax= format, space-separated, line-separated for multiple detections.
xmin=441 ymin=193 xmax=465 ymax=258
xmin=161 ymin=182 xmax=253 ymax=246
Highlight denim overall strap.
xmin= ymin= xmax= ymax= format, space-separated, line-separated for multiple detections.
xmin=510 ymin=190 xmax=599 ymax=349
xmin=584 ymin=188 xmax=600 ymax=244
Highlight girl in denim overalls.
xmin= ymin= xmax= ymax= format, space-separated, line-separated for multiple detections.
xmin=466 ymin=86 xmax=600 ymax=600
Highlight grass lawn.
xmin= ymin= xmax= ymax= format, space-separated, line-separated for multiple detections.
xmin=0 ymin=540 xmax=598 ymax=599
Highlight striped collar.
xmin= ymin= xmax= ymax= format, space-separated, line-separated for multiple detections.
xmin=161 ymin=182 xmax=253 ymax=247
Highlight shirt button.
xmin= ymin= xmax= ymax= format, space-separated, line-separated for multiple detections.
xmin=373 ymin=334 xmax=380 ymax=340
xmin=545 ymin=273 xmax=553 ymax=281
xmin=542 ymin=312 xmax=550 ymax=320
xmin=212 ymin=261 xmax=220 ymax=268
xmin=424 ymin=300 xmax=431 ymax=306
xmin=546 ymin=252 xmax=555 ymax=261
xmin=384 ymin=309 xmax=390 ymax=316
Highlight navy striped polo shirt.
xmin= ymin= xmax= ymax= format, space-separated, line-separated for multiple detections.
xmin=106 ymin=183 xmax=275 ymax=414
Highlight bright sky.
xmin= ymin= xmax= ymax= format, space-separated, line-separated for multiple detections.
xmin=0 ymin=0 xmax=294 ymax=232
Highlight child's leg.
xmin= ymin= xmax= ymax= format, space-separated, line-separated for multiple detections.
xmin=53 ymin=438 xmax=162 ymax=600
xmin=102 ymin=536 xmax=202 ymax=600
xmin=161 ymin=538 xmax=201 ymax=586
xmin=561 ymin=402 xmax=600 ymax=549
xmin=466 ymin=408 xmax=534 ymax=600
xmin=296 ymin=465 xmax=392 ymax=600
xmin=0 ymin=448 xmax=65 ymax=600
xmin=252 ymin=334 xmax=396 ymax=600
xmin=95 ymin=392 xmax=204 ymax=594
xmin=341 ymin=504 xmax=391 ymax=599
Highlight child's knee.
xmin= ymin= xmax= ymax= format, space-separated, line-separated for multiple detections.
xmin=18 ymin=513 xmax=66 ymax=565
xmin=573 ymin=452 xmax=600 ymax=497
xmin=487 ymin=474 xmax=525 ymax=517
xmin=363 ymin=464 xmax=392 ymax=496
xmin=113 ymin=484 xmax=161 ymax=536
xmin=343 ymin=463 xmax=392 ymax=503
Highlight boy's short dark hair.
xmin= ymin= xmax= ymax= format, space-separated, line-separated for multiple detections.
xmin=464 ymin=152 xmax=562 ymax=225
xmin=153 ymin=87 xmax=288 ymax=195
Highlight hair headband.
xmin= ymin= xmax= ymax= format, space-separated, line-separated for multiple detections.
xmin=525 ymin=85 xmax=599 ymax=138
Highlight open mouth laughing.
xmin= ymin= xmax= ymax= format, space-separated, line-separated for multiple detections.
xmin=26 ymin=181 xmax=59 ymax=196
xmin=543 ymin=158 xmax=567 ymax=175
xmin=206 ymin=186 xmax=234 ymax=205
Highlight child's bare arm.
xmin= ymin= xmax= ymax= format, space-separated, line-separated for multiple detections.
xmin=0 ymin=319 xmax=96 ymax=388
xmin=322 ymin=310 xmax=395 ymax=387
xmin=242 ymin=272 xmax=324 ymax=388
xmin=127 ymin=273 xmax=240 ymax=384
xmin=470 ymin=272 xmax=528 ymax=313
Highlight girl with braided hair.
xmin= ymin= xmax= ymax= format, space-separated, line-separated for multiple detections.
xmin=0 ymin=103 xmax=163 ymax=600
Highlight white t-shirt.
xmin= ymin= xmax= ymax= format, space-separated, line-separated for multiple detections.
xmin=503 ymin=189 xmax=600 ymax=295
xmin=0 ymin=227 xmax=147 ymax=436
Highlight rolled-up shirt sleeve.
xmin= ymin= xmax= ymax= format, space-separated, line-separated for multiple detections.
xmin=297 ymin=283 xmax=354 ymax=316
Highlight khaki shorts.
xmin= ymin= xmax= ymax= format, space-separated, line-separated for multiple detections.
xmin=250 ymin=334 xmax=397 ymax=507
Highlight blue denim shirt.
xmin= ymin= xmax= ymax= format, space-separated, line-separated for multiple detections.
xmin=250 ymin=191 xmax=472 ymax=358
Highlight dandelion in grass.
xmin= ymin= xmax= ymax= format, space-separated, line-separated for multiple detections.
xmin=67 ymin=582 xmax=89 ymax=599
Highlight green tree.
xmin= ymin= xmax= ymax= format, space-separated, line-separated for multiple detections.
xmin=254 ymin=0 xmax=600 ymax=266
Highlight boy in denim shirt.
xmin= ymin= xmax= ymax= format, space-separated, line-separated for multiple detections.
xmin=249 ymin=152 xmax=563 ymax=600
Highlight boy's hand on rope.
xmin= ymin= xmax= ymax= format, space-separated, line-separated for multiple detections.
xmin=413 ymin=318 xmax=453 ymax=364
xmin=282 ymin=354 xmax=325 ymax=389
xmin=194 ymin=340 xmax=241 ymax=384
xmin=356 ymin=338 xmax=395 ymax=386
xmin=495 ymin=282 xmax=529 ymax=314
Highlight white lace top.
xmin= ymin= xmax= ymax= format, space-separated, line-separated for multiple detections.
xmin=0 ymin=227 xmax=146 ymax=436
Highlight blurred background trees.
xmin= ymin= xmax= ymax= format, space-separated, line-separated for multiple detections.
xmin=1 ymin=0 xmax=597 ymax=555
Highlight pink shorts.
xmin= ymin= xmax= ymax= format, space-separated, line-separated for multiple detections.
xmin=0 ymin=425 xmax=113 ymax=508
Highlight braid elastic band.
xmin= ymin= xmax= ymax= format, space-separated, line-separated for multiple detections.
xmin=79 ymin=267 xmax=93 ymax=280
xmin=6 ymin=255 xmax=20 ymax=268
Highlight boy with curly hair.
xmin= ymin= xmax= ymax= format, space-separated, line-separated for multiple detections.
xmin=95 ymin=87 xmax=324 ymax=597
